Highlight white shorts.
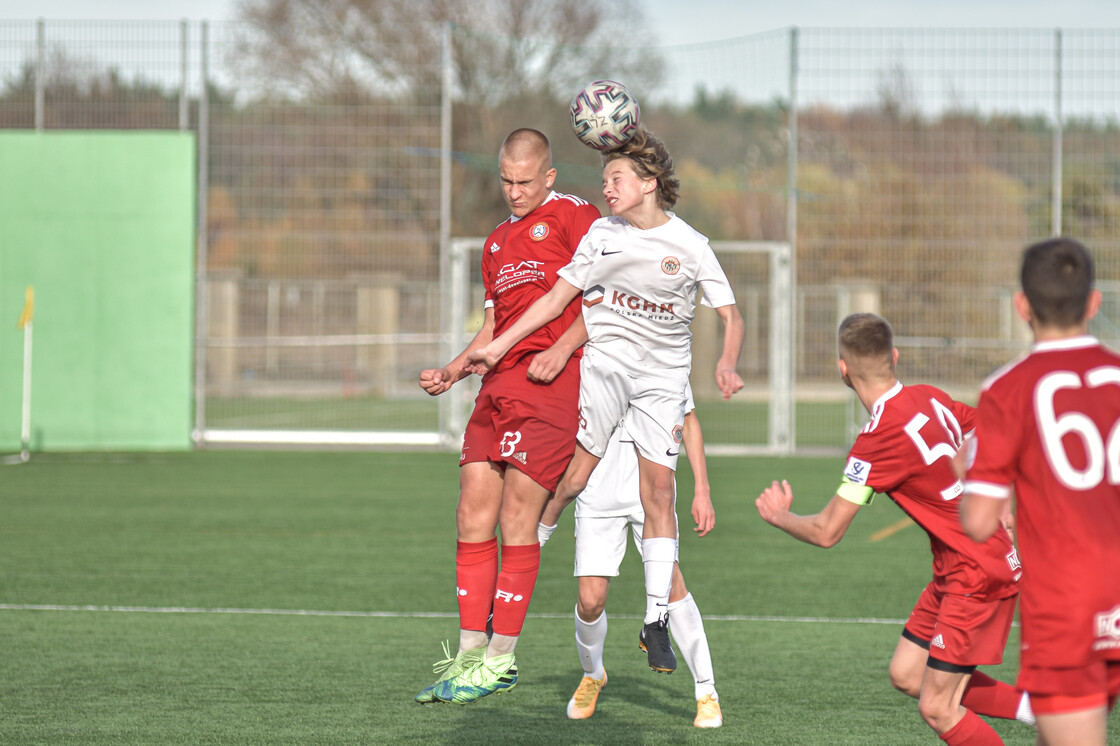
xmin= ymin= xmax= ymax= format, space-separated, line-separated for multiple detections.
xmin=573 ymin=512 xmax=680 ymax=577
xmin=577 ymin=349 xmax=686 ymax=469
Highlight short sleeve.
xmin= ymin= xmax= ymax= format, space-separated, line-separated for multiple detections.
xmin=696 ymin=244 xmax=736 ymax=309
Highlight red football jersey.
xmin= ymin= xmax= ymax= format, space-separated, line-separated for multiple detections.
xmin=481 ymin=192 xmax=600 ymax=373
xmin=843 ymin=383 xmax=1020 ymax=600
xmin=965 ymin=336 xmax=1120 ymax=668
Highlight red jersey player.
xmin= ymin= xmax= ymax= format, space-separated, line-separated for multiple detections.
xmin=756 ymin=313 xmax=1034 ymax=746
xmin=415 ymin=128 xmax=599 ymax=705
xmin=961 ymin=238 xmax=1120 ymax=746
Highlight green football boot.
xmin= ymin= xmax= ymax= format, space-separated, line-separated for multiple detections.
xmin=432 ymin=652 xmax=518 ymax=704
xmin=414 ymin=641 xmax=485 ymax=704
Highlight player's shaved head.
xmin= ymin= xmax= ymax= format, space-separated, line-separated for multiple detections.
xmin=497 ymin=128 xmax=557 ymax=218
xmin=838 ymin=313 xmax=895 ymax=380
xmin=500 ymin=128 xmax=552 ymax=170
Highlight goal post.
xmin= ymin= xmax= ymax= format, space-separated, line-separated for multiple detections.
xmin=194 ymin=238 xmax=794 ymax=453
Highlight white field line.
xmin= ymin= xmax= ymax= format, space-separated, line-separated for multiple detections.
xmin=0 ymin=603 xmax=908 ymax=626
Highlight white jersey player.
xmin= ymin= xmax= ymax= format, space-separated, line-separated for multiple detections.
xmin=468 ymin=128 xmax=744 ymax=677
xmin=540 ymin=385 xmax=722 ymax=727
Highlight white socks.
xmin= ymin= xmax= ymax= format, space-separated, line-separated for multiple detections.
xmin=668 ymin=593 xmax=717 ymax=700
xmin=642 ymin=537 xmax=678 ymax=624
xmin=574 ymin=607 xmax=607 ymax=680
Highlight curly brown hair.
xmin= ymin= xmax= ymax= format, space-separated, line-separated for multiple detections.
xmin=602 ymin=128 xmax=680 ymax=210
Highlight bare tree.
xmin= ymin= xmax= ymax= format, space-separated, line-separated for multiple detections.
xmin=231 ymin=0 xmax=663 ymax=103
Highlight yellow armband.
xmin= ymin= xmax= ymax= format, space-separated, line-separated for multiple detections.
xmin=836 ymin=479 xmax=875 ymax=506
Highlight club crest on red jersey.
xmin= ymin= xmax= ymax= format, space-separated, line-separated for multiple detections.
xmin=530 ymin=222 xmax=549 ymax=241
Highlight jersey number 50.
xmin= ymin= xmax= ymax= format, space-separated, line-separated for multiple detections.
xmin=1036 ymin=366 xmax=1120 ymax=491
xmin=904 ymin=399 xmax=965 ymax=501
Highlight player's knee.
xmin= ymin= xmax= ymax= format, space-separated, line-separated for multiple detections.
xmin=576 ymin=595 xmax=606 ymax=620
xmin=916 ymin=693 xmax=955 ymax=731
xmin=888 ymin=663 xmax=921 ymax=698
xmin=456 ymin=503 xmax=494 ymax=538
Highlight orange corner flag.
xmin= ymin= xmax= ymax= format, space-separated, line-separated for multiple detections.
xmin=17 ymin=285 xmax=34 ymax=329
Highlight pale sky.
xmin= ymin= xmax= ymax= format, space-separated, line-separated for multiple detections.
xmin=5 ymin=0 xmax=1120 ymax=44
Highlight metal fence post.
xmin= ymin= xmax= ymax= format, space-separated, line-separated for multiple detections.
xmin=34 ymin=18 xmax=44 ymax=130
xmin=438 ymin=21 xmax=454 ymax=447
xmin=1052 ymin=28 xmax=1063 ymax=237
xmin=193 ymin=21 xmax=211 ymax=445
xmin=179 ymin=19 xmax=189 ymax=131
xmin=781 ymin=26 xmax=800 ymax=454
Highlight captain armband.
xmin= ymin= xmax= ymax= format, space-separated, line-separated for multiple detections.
xmin=836 ymin=479 xmax=875 ymax=506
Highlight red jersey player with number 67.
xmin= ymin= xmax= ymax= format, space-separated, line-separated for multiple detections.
xmin=756 ymin=313 xmax=1034 ymax=746
xmin=961 ymin=238 xmax=1120 ymax=746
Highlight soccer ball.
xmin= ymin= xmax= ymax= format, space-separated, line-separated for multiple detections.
xmin=569 ymin=80 xmax=641 ymax=152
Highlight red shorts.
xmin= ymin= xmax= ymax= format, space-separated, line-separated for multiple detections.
xmin=1019 ymin=659 xmax=1120 ymax=715
xmin=460 ymin=354 xmax=580 ymax=492
xmin=904 ymin=582 xmax=1016 ymax=667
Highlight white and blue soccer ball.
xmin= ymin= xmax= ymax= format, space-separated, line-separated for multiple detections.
xmin=569 ymin=80 xmax=641 ymax=152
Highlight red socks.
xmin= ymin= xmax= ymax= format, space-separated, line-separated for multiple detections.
xmin=455 ymin=538 xmax=498 ymax=632
xmin=455 ymin=540 xmax=540 ymax=638
xmin=940 ymin=710 xmax=1003 ymax=745
xmin=490 ymin=543 xmax=540 ymax=637
xmin=961 ymin=671 xmax=1021 ymax=720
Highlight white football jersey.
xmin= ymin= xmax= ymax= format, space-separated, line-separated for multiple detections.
xmin=558 ymin=213 xmax=736 ymax=376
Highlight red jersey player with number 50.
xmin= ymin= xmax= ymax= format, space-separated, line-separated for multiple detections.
xmin=962 ymin=238 xmax=1120 ymax=746
xmin=756 ymin=313 xmax=1035 ymax=745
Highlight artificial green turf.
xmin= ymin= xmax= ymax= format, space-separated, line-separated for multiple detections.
xmin=1 ymin=451 xmax=1116 ymax=744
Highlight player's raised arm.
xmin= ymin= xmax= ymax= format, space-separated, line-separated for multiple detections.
xmin=465 ymin=277 xmax=581 ymax=373
xmin=713 ymin=303 xmax=745 ymax=400
xmin=755 ymin=479 xmax=862 ymax=548
xmin=419 ymin=307 xmax=496 ymax=395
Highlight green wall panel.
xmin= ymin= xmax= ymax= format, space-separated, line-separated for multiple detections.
xmin=0 ymin=132 xmax=195 ymax=451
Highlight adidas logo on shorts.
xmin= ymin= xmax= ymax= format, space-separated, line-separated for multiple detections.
xmin=930 ymin=634 xmax=946 ymax=650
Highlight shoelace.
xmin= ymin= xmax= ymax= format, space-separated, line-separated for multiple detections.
xmin=653 ymin=620 xmax=673 ymax=652
xmin=573 ymin=677 xmax=602 ymax=706
xmin=430 ymin=639 xmax=455 ymax=676
xmin=697 ymin=696 xmax=719 ymax=717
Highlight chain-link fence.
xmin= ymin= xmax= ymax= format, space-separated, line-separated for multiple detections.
xmin=3 ymin=19 xmax=1120 ymax=452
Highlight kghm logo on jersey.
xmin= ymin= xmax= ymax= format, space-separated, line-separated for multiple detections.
xmin=530 ymin=222 xmax=549 ymax=241
xmin=583 ymin=285 xmax=606 ymax=308
xmin=605 ymin=289 xmax=675 ymax=318
xmin=661 ymin=256 xmax=681 ymax=275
